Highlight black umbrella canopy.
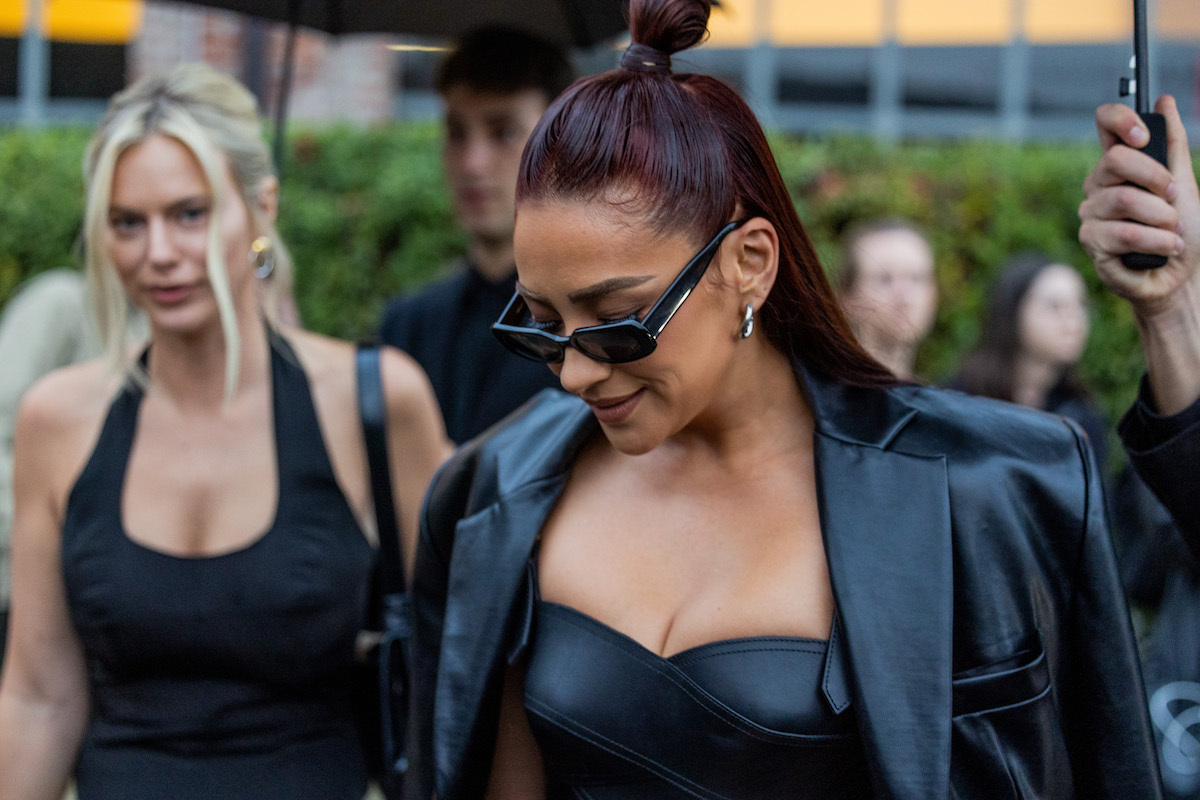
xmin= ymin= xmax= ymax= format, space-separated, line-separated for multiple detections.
xmin=172 ymin=0 xmax=631 ymax=170
xmin=181 ymin=0 xmax=630 ymax=47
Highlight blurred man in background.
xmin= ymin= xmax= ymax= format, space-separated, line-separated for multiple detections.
xmin=379 ymin=28 xmax=574 ymax=443
xmin=837 ymin=218 xmax=938 ymax=380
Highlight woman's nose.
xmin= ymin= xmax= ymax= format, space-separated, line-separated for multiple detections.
xmin=554 ymin=346 xmax=613 ymax=396
xmin=146 ymin=217 xmax=176 ymax=267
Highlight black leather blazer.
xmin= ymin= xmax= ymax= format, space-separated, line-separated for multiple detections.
xmin=411 ymin=365 xmax=1161 ymax=800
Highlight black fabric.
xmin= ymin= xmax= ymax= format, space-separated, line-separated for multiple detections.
xmin=1114 ymin=402 xmax=1200 ymax=799
xmin=61 ymin=332 xmax=374 ymax=800
xmin=1120 ymin=378 xmax=1200 ymax=547
xmin=411 ymin=365 xmax=1161 ymax=800
xmin=1120 ymin=478 xmax=1200 ymax=799
xmin=354 ymin=344 xmax=411 ymax=798
xmin=356 ymin=345 xmax=404 ymax=597
xmin=379 ymin=263 xmax=561 ymax=443
xmin=1044 ymin=385 xmax=1110 ymax=475
xmin=524 ymin=601 xmax=870 ymax=800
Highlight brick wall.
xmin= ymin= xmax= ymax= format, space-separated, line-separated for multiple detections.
xmin=130 ymin=2 xmax=395 ymax=124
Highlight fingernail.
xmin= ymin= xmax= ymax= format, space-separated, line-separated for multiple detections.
xmin=1130 ymin=126 xmax=1150 ymax=147
xmin=1167 ymin=182 xmax=1178 ymax=201
xmin=1173 ymin=236 xmax=1185 ymax=255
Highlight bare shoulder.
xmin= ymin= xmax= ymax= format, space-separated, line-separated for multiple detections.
xmin=276 ymin=326 xmax=355 ymax=386
xmin=18 ymin=358 xmax=118 ymax=435
xmin=15 ymin=358 xmax=120 ymax=494
xmin=275 ymin=326 xmax=441 ymax=430
xmin=379 ymin=345 xmax=438 ymax=412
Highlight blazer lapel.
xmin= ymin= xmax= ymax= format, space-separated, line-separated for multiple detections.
xmin=805 ymin=372 xmax=953 ymax=800
xmin=433 ymin=394 xmax=595 ymax=798
xmin=433 ymin=480 xmax=561 ymax=796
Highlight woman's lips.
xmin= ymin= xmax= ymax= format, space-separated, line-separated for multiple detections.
xmin=587 ymin=389 xmax=644 ymax=425
xmin=148 ymin=284 xmax=195 ymax=305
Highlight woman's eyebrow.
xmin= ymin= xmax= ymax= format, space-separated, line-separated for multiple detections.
xmin=515 ymin=275 xmax=656 ymax=306
xmin=567 ymin=275 xmax=654 ymax=304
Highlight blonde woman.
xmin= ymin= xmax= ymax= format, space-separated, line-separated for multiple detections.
xmin=0 ymin=64 xmax=450 ymax=800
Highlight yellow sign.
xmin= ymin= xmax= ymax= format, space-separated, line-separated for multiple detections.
xmin=705 ymin=0 xmax=1185 ymax=47
xmin=0 ymin=0 xmax=143 ymax=44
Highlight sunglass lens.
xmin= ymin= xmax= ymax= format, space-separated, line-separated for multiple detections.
xmin=503 ymin=331 xmax=565 ymax=364
xmin=575 ymin=329 xmax=652 ymax=363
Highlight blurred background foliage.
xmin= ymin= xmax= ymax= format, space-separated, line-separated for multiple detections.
xmin=2 ymin=122 xmax=1193 ymax=470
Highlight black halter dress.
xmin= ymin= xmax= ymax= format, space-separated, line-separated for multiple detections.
xmin=61 ymin=334 xmax=374 ymax=800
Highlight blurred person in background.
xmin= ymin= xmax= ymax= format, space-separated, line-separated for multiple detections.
xmin=1079 ymin=94 xmax=1200 ymax=544
xmin=1080 ymin=94 xmax=1200 ymax=798
xmin=836 ymin=218 xmax=938 ymax=380
xmin=0 ymin=63 xmax=450 ymax=800
xmin=0 ymin=269 xmax=102 ymax=670
xmin=951 ymin=253 xmax=1108 ymax=468
xmin=379 ymin=28 xmax=574 ymax=443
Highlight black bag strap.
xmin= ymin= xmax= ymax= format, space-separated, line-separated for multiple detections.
xmin=356 ymin=343 xmax=405 ymax=596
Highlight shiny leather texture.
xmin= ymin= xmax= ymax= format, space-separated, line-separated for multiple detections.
xmin=411 ymin=364 xmax=1162 ymax=800
xmin=524 ymin=601 xmax=872 ymax=799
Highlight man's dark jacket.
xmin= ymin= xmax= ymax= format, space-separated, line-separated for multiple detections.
xmin=379 ymin=263 xmax=560 ymax=443
xmin=411 ymin=365 xmax=1161 ymax=800
xmin=1120 ymin=380 xmax=1200 ymax=550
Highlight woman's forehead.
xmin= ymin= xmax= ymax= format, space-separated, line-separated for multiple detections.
xmin=513 ymin=203 xmax=695 ymax=297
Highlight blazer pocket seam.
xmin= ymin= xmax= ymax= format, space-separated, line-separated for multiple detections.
xmin=952 ymin=648 xmax=1050 ymax=717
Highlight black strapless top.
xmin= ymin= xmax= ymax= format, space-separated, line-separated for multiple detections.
xmin=523 ymin=599 xmax=874 ymax=799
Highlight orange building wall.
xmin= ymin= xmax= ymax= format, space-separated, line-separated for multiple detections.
xmin=706 ymin=0 xmax=1193 ymax=47
xmin=1 ymin=0 xmax=1194 ymax=48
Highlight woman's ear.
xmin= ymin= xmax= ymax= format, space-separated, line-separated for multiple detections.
xmin=725 ymin=217 xmax=779 ymax=308
xmin=256 ymin=176 xmax=279 ymax=225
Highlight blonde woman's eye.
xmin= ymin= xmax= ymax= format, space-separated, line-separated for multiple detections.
xmin=108 ymin=213 xmax=142 ymax=235
xmin=177 ymin=205 xmax=209 ymax=225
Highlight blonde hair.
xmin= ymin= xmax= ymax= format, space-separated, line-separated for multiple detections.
xmin=83 ymin=62 xmax=294 ymax=398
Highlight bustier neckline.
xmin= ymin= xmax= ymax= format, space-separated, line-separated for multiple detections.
xmin=538 ymin=599 xmax=830 ymax=664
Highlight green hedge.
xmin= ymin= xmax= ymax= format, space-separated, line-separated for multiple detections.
xmin=2 ymin=122 xmax=1194 ymax=469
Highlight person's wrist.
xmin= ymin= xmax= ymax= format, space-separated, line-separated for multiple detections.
xmin=1134 ymin=275 xmax=1200 ymax=415
xmin=1132 ymin=272 xmax=1200 ymax=332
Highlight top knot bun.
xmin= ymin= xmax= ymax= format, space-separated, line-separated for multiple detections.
xmin=627 ymin=0 xmax=711 ymax=58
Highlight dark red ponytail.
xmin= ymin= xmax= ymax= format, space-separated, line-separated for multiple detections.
xmin=518 ymin=0 xmax=897 ymax=387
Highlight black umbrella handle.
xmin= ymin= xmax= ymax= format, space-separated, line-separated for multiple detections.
xmin=271 ymin=1 xmax=302 ymax=178
xmin=1118 ymin=0 xmax=1168 ymax=270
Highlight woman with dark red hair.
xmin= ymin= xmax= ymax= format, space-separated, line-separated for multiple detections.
xmin=410 ymin=1 xmax=1159 ymax=797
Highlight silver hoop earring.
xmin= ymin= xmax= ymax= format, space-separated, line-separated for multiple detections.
xmin=249 ymin=235 xmax=275 ymax=279
xmin=740 ymin=304 xmax=755 ymax=339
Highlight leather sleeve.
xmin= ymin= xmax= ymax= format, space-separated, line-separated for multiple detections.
xmin=1060 ymin=419 xmax=1163 ymax=799
xmin=408 ymin=394 xmax=553 ymax=799
xmin=1119 ymin=382 xmax=1200 ymax=553
xmin=410 ymin=442 xmax=480 ymax=800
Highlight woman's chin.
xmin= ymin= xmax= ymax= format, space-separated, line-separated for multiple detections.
xmin=599 ymin=424 xmax=661 ymax=457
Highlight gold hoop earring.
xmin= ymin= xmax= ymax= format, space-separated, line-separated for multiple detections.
xmin=249 ymin=236 xmax=275 ymax=279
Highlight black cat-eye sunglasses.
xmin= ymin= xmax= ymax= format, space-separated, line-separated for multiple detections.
xmin=491 ymin=219 xmax=747 ymax=364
